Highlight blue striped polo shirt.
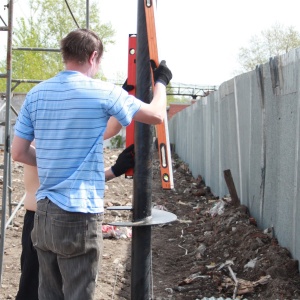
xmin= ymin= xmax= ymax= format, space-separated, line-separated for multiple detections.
xmin=14 ymin=70 xmax=141 ymax=213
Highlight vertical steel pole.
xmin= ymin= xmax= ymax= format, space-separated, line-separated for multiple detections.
xmin=131 ymin=0 xmax=153 ymax=298
xmin=0 ymin=0 xmax=13 ymax=284
xmin=86 ymin=0 xmax=89 ymax=29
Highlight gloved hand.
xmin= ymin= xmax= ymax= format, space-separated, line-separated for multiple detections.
xmin=111 ymin=144 xmax=135 ymax=177
xmin=151 ymin=60 xmax=172 ymax=86
xmin=122 ymin=79 xmax=134 ymax=92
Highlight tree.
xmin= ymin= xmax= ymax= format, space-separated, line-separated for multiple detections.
xmin=237 ymin=23 xmax=300 ymax=73
xmin=0 ymin=0 xmax=115 ymax=92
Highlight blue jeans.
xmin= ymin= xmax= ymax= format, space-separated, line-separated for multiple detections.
xmin=31 ymin=198 xmax=103 ymax=300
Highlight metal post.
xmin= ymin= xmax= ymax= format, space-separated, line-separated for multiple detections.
xmin=0 ymin=0 xmax=13 ymax=284
xmin=131 ymin=0 xmax=153 ymax=298
xmin=86 ymin=0 xmax=89 ymax=29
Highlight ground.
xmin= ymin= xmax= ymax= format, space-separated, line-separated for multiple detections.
xmin=1 ymin=148 xmax=300 ymax=300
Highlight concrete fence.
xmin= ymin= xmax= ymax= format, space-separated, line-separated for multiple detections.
xmin=169 ymin=47 xmax=300 ymax=264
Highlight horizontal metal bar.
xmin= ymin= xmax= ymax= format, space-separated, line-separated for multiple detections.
xmin=12 ymin=79 xmax=42 ymax=83
xmin=12 ymin=47 xmax=60 ymax=52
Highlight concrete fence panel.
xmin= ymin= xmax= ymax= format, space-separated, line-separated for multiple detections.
xmin=169 ymin=47 xmax=300 ymax=264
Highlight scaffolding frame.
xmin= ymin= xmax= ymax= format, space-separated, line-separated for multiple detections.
xmin=0 ymin=0 xmax=91 ymax=284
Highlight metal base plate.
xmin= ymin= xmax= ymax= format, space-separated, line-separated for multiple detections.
xmin=107 ymin=208 xmax=177 ymax=227
xmin=106 ymin=206 xmax=132 ymax=211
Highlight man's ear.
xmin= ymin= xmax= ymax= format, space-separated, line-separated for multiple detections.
xmin=89 ymin=51 xmax=98 ymax=64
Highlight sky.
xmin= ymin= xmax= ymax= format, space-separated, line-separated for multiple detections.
xmin=1 ymin=0 xmax=300 ymax=86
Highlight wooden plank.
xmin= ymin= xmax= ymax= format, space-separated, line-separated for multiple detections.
xmin=223 ymin=169 xmax=240 ymax=206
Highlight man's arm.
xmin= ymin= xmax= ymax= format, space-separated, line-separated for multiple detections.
xmin=104 ymin=117 xmax=122 ymax=140
xmin=11 ymin=136 xmax=36 ymax=166
xmin=105 ymin=144 xmax=134 ymax=181
xmin=133 ymin=82 xmax=167 ymax=125
xmin=132 ymin=60 xmax=172 ymax=125
xmin=105 ymin=167 xmax=117 ymax=182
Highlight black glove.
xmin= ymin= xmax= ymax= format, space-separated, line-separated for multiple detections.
xmin=111 ymin=144 xmax=135 ymax=177
xmin=151 ymin=60 xmax=172 ymax=86
xmin=122 ymin=79 xmax=134 ymax=92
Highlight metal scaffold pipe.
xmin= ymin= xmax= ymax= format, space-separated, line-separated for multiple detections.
xmin=0 ymin=0 xmax=13 ymax=284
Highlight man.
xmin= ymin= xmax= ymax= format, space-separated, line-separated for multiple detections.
xmin=11 ymin=28 xmax=172 ymax=300
xmin=15 ymin=121 xmax=132 ymax=300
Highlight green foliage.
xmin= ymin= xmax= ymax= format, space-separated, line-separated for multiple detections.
xmin=237 ymin=23 xmax=300 ymax=73
xmin=167 ymin=95 xmax=189 ymax=105
xmin=0 ymin=0 xmax=115 ymax=93
xmin=110 ymin=135 xmax=124 ymax=149
xmin=167 ymin=94 xmax=178 ymax=105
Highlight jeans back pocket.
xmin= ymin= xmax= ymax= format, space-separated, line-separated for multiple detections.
xmin=51 ymin=218 xmax=86 ymax=257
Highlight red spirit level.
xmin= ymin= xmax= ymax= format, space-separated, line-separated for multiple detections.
xmin=144 ymin=0 xmax=174 ymax=189
xmin=125 ymin=34 xmax=137 ymax=178
xmin=125 ymin=2 xmax=174 ymax=189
